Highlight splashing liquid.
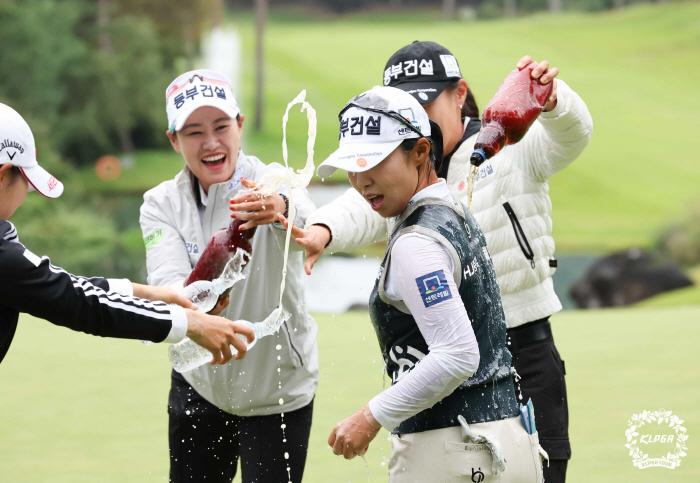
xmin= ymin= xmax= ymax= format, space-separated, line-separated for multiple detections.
xmin=184 ymin=219 xmax=255 ymax=300
xmin=361 ymin=455 xmax=370 ymax=482
xmin=262 ymin=90 xmax=317 ymax=483
xmin=466 ymin=164 xmax=478 ymax=210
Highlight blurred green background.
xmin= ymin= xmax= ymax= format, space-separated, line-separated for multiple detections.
xmin=2 ymin=0 xmax=700 ymax=279
xmin=1 ymin=0 xmax=700 ymax=481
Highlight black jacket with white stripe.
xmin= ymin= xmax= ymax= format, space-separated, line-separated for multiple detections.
xmin=0 ymin=220 xmax=173 ymax=364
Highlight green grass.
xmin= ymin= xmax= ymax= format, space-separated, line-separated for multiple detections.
xmin=637 ymin=283 xmax=700 ymax=308
xmin=1 ymin=306 xmax=699 ymax=482
xmin=79 ymin=3 xmax=700 ymax=252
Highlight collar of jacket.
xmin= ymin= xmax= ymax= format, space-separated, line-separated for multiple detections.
xmin=438 ymin=117 xmax=481 ymax=179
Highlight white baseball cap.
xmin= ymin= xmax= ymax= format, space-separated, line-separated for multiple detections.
xmin=317 ymin=86 xmax=431 ymax=178
xmin=166 ymin=69 xmax=240 ymax=133
xmin=0 ymin=103 xmax=63 ymax=198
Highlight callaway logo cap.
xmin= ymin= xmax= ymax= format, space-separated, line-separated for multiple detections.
xmin=317 ymin=86 xmax=431 ymax=178
xmin=384 ymin=41 xmax=462 ymax=104
xmin=0 ymin=103 xmax=63 ymax=198
xmin=166 ymin=69 xmax=240 ymax=133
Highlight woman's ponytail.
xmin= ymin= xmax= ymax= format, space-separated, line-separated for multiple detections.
xmin=428 ymin=119 xmax=444 ymax=173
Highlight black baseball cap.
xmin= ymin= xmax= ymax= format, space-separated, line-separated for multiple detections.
xmin=383 ymin=41 xmax=463 ymax=104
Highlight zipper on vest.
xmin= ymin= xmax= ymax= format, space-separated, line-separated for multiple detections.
xmin=283 ymin=320 xmax=304 ymax=367
xmin=503 ymin=202 xmax=536 ymax=269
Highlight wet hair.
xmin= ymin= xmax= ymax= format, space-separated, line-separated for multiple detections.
xmin=445 ymin=80 xmax=480 ymax=120
xmin=399 ymin=119 xmax=445 ymax=176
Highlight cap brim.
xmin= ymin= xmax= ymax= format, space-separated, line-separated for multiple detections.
xmin=172 ymin=101 xmax=240 ymax=132
xmin=392 ymin=80 xmax=452 ymax=104
xmin=20 ymin=165 xmax=63 ymax=198
xmin=317 ymin=140 xmax=404 ymax=179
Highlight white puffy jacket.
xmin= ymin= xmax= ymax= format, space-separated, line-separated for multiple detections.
xmin=305 ymin=80 xmax=593 ymax=328
xmin=140 ymin=153 xmax=319 ymax=416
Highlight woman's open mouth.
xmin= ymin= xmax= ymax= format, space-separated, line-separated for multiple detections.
xmin=201 ymin=153 xmax=227 ymax=170
xmin=367 ymin=194 xmax=384 ymax=212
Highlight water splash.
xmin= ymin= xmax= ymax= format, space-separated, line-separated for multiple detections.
xmin=467 ymin=163 xmax=478 ymax=210
xmin=168 ymin=308 xmax=292 ymax=373
xmin=182 ymin=248 xmax=250 ymax=313
xmin=361 ymin=455 xmax=370 ymax=482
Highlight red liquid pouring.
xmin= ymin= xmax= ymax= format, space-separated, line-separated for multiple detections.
xmin=184 ymin=219 xmax=256 ymax=300
xmin=470 ymin=63 xmax=554 ymax=166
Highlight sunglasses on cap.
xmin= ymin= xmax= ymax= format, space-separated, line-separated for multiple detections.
xmin=339 ymin=91 xmax=425 ymax=139
xmin=166 ymin=70 xmax=232 ymax=100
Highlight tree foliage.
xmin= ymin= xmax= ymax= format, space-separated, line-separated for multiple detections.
xmin=0 ymin=0 xmax=213 ymax=166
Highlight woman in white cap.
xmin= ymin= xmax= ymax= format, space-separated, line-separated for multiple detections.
xmin=140 ymin=70 xmax=318 ymax=483
xmin=0 ymin=102 xmax=253 ymax=369
xmin=295 ymin=43 xmax=593 ymax=483
xmin=282 ymin=86 xmax=543 ymax=482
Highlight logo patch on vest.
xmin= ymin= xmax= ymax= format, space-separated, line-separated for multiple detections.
xmin=415 ymin=270 xmax=453 ymax=308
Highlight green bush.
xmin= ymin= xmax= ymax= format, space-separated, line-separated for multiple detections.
xmin=0 ymin=0 xmax=177 ymax=167
xmin=657 ymin=196 xmax=700 ymax=267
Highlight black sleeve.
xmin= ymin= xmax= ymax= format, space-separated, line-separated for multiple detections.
xmin=0 ymin=239 xmax=174 ymax=343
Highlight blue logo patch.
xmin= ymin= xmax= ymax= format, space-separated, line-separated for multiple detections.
xmin=415 ymin=270 xmax=453 ymax=308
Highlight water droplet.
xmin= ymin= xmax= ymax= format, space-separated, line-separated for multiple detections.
xmin=284 ymin=452 xmax=289 ymax=459
xmin=276 ymin=344 xmax=282 ymax=350
xmin=277 ymin=355 xmax=281 ymax=360
xmin=281 ymin=424 xmax=287 ymax=429
xmin=185 ymin=410 xmax=191 ymax=416
xmin=279 ymin=398 xmax=284 ymax=405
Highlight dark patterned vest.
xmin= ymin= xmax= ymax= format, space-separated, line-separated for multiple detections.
xmin=369 ymin=198 xmax=519 ymax=434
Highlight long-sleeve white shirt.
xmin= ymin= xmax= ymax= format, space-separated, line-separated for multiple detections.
xmin=368 ymin=181 xmax=480 ymax=430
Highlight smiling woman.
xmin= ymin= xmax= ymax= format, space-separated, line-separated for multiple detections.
xmin=167 ymin=106 xmax=243 ymax=193
xmin=139 ymin=69 xmax=319 ymax=483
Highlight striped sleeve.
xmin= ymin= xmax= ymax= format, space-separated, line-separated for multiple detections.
xmin=0 ymin=235 xmax=173 ymax=343
xmin=2 ymin=221 xmax=18 ymax=243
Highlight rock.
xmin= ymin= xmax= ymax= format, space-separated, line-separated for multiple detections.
xmin=569 ymin=248 xmax=693 ymax=309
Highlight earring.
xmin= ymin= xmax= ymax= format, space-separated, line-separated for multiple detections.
xmin=459 ymin=105 xmax=463 ymax=109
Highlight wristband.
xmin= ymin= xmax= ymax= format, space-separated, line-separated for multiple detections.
xmin=280 ymin=193 xmax=290 ymax=219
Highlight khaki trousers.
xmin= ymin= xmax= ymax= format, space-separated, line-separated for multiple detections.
xmin=388 ymin=416 xmax=544 ymax=482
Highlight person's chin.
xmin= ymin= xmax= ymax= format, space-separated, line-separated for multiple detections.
xmin=378 ymin=205 xmax=401 ymax=219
